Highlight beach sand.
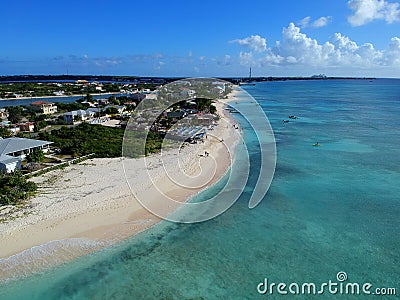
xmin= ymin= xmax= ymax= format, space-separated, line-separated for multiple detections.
xmin=0 ymin=90 xmax=242 ymax=280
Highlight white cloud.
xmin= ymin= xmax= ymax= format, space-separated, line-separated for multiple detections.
xmin=330 ymin=33 xmax=359 ymax=52
xmin=347 ymin=0 xmax=400 ymax=26
xmin=298 ymin=16 xmax=311 ymax=28
xmin=312 ymin=16 xmax=332 ymax=27
xmin=215 ymin=54 xmax=233 ymax=66
xmin=260 ymin=52 xmax=284 ymax=65
xmin=93 ymin=57 xmax=122 ymax=67
xmin=385 ymin=36 xmax=400 ymax=64
xmin=230 ymin=35 xmax=267 ymax=52
xmin=232 ymin=23 xmax=400 ymax=71
xmin=239 ymin=52 xmax=256 ymax=66
xmin=297 ymin=16 xmax=332 ymax=28
xmin=154 ymin=61 xmax=166 ymax=70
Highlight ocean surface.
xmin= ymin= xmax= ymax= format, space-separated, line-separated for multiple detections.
xmin=1 ymin=79 xmax=399 ymax=299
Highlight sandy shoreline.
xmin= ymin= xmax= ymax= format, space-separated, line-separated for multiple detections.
xmin=0 ymin=89 xmax=242 ymax=280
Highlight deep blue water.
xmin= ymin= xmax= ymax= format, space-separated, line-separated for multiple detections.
xmin=1 ymin=79 xmax=399 ymax=299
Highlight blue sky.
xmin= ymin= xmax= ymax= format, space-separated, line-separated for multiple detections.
xmin=1 ymin=0 xmax=399 ymax=77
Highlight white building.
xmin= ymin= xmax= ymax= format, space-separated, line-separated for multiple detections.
xmin=0 ymin=137 xmax=53 ymax=173
xmin=63 ymin=109 xmax=96 ymax=124
xmin=0 ymin=154 xmax=21 ymax=173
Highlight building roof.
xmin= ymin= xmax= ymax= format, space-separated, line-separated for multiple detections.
xmin=167 ymin=111 xmax=186 ymax=118
xmin=86 ymin=108 xmax=101 ymax=114
xmin=0 ymin=137 xmax=53 ymax=156
xmin=0 ymin=154 xmax=20 ymax=165
xmin=64 ymin=109 xmax=87 ymax=117
xmin=17 ymin=122 xmax=35 ymax=126
xmin=31 ymin=101 xmax=49 ymax=106
xmin=130 ymin=92 xmax=146 ymax=101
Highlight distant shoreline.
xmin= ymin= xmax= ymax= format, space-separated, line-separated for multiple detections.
xmin=0 ymin=75 xmax=389 ymax=85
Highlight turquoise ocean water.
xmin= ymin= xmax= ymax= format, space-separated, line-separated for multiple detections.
xmin=1 ymin=79 xmax=399 ymax=299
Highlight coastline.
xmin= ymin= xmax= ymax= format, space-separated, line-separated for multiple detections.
xmin=0 ymin=89 xmax=243 ymax=281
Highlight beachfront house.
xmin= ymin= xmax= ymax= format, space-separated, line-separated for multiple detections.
xmin=8 ymin=126 xmax=20 ymax=135
xmin=166 ymin=110 xmax=187 ymax=120
xmin=97 ymin=99 xmax=109 ymax=106
xmin=30 ymin=101 xmax=58 ymax=114
xmin=0 ymin=109 xmax=9 ymax=120
xmin=130 ymin=92 xmax=146 ymax=101
xmin=63 ymin=109 xmax=96 ymax=125
xmin=17 ymin=122 xmax=35 ymax=132
xmin=0 ymin=154 xmax=21 ymax=173
xmin=0 ymin=137 xmax=53 ymax=173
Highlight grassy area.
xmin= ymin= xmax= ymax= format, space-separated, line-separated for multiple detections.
xmin=37 ymin=123 xmax=163 ymax=158
xmin=0 ymin=171 xmax=37 ymax=206
xmin=38 ymin=123 xmax=124 ymax=158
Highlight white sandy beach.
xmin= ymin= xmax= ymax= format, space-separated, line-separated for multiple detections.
xmin=0 ymin=90 xmax=242 ymax=280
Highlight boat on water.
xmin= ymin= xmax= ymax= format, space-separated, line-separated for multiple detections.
xmin=239 ymin=82 xmax=256 ymax=86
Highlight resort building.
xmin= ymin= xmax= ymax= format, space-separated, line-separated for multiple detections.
xmin=0 ymin=137 xmax=53 ymax=173
xmin=167 ymin=110 xmax=187 ymax=120
xmin=0 ymin=154 xmax=21 ymax=174
xmin=0 ymin=109 xmax=9 ymax=120
xmin=17 ymin=122 xmax=35 ymax=132
xmin=8 ymin=126 xmax=20 ymax=135
xmin=130 ymin=92 xmax=146 ymax=101
xmin=30 ymin=101 xmax=58 ymax=114
xmin=63 ymin=109 xmax=96 ymax=125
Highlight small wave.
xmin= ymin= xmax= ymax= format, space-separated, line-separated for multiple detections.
xmin=0 ymin=238 xmax=107 ymax=284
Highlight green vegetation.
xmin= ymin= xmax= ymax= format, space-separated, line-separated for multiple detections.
xmin=27 ymin=149 xmax=44 ymax=163
xmin=105 ymin=107 xmax=119 ymax=115
xmin=7 ymin=106 xmax=26 ymax=123
xmin=144 ymin=132 xmax=163 ymax=155
xmin=195 ymin=98 xmax=217 ymax=114
xmin=39 ymin=123 xmax=124 ymax=158
xmin=0 ymin=170 xmax=37 ymax=206
xmin=0 ymin=127 xmax=12 ymax=138
xmin=38 ymin=123 xmax=163 ymax=158
xmin=55 ymin=101 xmax=90 ymax=113
xmin=0 ymin=81 xmax=160 ymax=99
xmin=0 ymin=82 xmax=122 ymax=98
xmin=103 ymin=83 xmax=120 ymax=92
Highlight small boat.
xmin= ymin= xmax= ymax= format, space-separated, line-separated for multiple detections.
xmin=239 ymin=82 xmax=256 ymax=86
xmin=313 ymin=142 xmax=320 ymax=147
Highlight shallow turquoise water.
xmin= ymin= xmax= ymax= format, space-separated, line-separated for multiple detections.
xmin=1 ymin=79 xmax=399 ymax=299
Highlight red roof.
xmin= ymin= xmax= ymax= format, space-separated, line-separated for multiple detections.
xmin=31 ymin=101 xmax=53 ymax=106
xmin=31 ymin=101 xmax=46 ymax=105
xmin=17 ymin=122 xmax=35 ymax=126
